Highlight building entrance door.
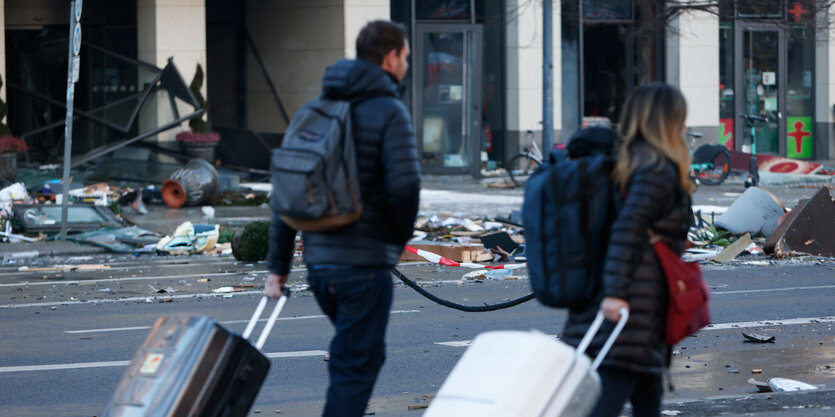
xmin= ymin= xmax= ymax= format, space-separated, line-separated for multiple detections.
xmin=735 ymin=24 xmax=786 ymax=156
xmin=414 ymin=24 xmax=482 ymax=175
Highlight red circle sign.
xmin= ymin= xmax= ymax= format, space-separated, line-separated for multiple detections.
xmin=769 ymin=162 xmax=800 ymax=173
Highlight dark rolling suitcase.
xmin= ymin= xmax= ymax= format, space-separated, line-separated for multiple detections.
xmin=102 ymin=291 xmax=290 ymax=417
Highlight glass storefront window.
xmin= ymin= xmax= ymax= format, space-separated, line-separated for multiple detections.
xmin=417 ymin=28 xmax=481 ymax=173
xmin=719 ymin=1 xmax=735 ymax=19
xmin=786 ymin=25 xmax=814 ymax=158
xmin=583 ymin=24 xmax=627 ymax=123
xmin=737 ymin=0 xmax=783 ymax=19
xmin=477 ymin=1 xmax=505 ymax=166
xmin=416 ymin=0 xmax=471 ymax=20
xmin=583 ymin=0 xmax=633 ymax=21
xmin=719 ymin=22 xmax=734 ymax=149
xmin=742 ymin=30 xmax=779 ymax=154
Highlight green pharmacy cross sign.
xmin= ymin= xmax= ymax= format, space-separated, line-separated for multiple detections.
xmin=786 ymin=116 xmax=813 ymax=159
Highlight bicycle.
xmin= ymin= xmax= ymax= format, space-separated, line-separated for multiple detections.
xmin=688 ymin=131 xmax=731 ymax=186
xmin=506 ymin=130 xmax=544 ymax=187
xmin=739 ymin=114 xmax=768 ymax=188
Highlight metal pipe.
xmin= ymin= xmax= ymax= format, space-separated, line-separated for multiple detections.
xmin=245 ymin=30 xmax=290 ymax=125
xmin=60 ymin=3 xmax=78 ymax=241
xmin=69 ymin=110 xmax=204 ymax=167
xmin=9 ymin=83 xmax=132 ymax=133
xmin=542 ymin=0 xmax=554 ymax=151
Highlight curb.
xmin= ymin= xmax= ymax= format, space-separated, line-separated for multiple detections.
xmin=2 ymin=245 xmax=108 ymax=260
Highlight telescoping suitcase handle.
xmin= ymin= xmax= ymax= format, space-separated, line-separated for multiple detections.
xmin=242 ymin=288 xmax=291 ymax=350
xmin=575 ymin=307 xmax=629 ymax=371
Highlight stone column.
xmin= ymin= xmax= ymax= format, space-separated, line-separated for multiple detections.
xmin=0 ymin=0 xmax=6 ymax=103
xmin=666 ymin=5 xmax=719 ymax=144
xmin=815 ymin=6 xmax=835 ymax=159
xmin=343 ymin=0 xmax=389 ymax=59
xmin=245 ymin=0 xmax=344 ymax=133
xmin=505 ymin=0 xmax=561 ymax=156
xmin=137 ymin=0 xmax=207 ymax=149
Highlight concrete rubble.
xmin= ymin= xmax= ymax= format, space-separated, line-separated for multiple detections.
xmin=0 ymin=156 xmax=272 ymax=255
xmin=764 ymin=187 xmax=835 ymax=258
xmin=2 ymin=156 xmax=835 ymax=270
xmin=686 ymin=185 xmax=835 ymax=264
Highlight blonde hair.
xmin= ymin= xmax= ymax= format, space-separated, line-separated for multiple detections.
xmin=614 ymin=82 xmax=694 ymax=195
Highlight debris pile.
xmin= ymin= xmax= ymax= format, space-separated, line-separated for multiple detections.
xmin=406 ymin=214 xmax=525 ymax=264
xmin=687 ymin=186 xmax=835 ymax=263
xmin=0 ymin=158 xmax=271 ymax=256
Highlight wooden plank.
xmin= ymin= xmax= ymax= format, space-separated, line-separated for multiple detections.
xmin=401 ymin=241 xmax=486 ymax=262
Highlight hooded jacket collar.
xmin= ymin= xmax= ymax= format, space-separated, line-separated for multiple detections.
xmin=322 ymin=58 xmax=402 ymax=102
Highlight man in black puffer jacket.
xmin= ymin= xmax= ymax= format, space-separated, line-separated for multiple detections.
xmin=265 ymin=20 xmax=420 ymax=417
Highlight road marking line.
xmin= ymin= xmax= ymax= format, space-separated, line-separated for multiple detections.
xmin=65 ymin=326 xmax=152 ymax=334
xmin=0 ymin=263 xmax=434 ymax=287
xmin=0 ymin=350 xmax=328 ymax=374
xmin=712 ymin=284 xmax=835 ymax=295
xmin=435 ymin=341 xmax=473 ymax=347
xmin=0 ymin=258 xmax=245 ymax=276
xmin=0 ymin=290 xmax=265 ymax=309
xmin=0 ymin=272 xmax=241 ymax=287
xmin=704 ymin=316 xmax=835 ymax=330
xmin=64 ymin=310 xmax=421 ymax=334
xmin=0 ymin=268 xmax=326 ymax=288
xmin=266 ymin=350 xmax=328 ymax=359
xmin=0 ymin=361 xmax=132 ymax=373
xmin=434 ymin=316 xmax=835 ymax=347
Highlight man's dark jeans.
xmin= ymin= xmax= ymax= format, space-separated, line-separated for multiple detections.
xmin=590 ymin=366 xmax=663 ymax=417
xmin=307 ymin=266 xmax=393 ymax=417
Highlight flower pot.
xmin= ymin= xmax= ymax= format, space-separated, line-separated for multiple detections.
xmin=162 ymin=159 xmax=219 ymax=208
xmin=180 ymin=142 xmax=217 ymax=162
xmin=0 ymin=152 xmax=17 ymax=181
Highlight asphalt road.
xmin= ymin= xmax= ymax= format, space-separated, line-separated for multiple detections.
xmin=1 ymin=255 xmax=834 ymax=416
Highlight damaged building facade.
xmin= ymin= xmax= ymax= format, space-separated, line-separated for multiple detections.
xmin=1 ymin=1 xmax=834 ymax=178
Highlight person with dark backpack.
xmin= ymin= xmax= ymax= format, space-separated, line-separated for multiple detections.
xmin=561 ymin=83 xmax=694 ymax=417
xmin=523 ymin=125 xmax=620 ymax=310
xmin=265 ymin=20 xmax=420 ymax=417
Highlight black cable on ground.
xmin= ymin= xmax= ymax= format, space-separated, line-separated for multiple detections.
xmin=392 ymin=268 xmax=536 ymax=312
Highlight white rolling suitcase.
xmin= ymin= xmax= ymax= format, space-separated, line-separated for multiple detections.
xmin=424 ymin=309 xmax=628 ymax=417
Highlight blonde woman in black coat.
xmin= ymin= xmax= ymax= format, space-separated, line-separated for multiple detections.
xmin=560 ymin=83 xmax=694 ymax=417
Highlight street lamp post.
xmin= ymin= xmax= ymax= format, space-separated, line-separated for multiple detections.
xmin=542 ymin=0 xmax=554 ymax=151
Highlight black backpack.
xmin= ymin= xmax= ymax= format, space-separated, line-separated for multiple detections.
xmin=270 ymin=97 xmax=362 ymax=232
xmin=523 ymin=126 xmax=619 ymax=309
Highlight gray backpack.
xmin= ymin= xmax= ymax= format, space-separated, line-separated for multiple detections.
xmin=270 ymin=97 xmax=362 ymax=231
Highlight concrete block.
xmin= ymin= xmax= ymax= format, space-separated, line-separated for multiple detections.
xmin=763 ymin=187 xmax=835 ymax=257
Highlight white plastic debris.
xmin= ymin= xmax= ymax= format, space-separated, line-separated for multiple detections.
xmin=483 ymin=221 xmax=503 ymax=230
xmin=441 ymin=217 xmax=466 ymax=227
xmin=0 ymin=183 xmax=29 ymax=209
xmin=768 ymin=378 xmax=819 ymax=392
xmin=201 ymin=206 xmax=215 ymax=220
